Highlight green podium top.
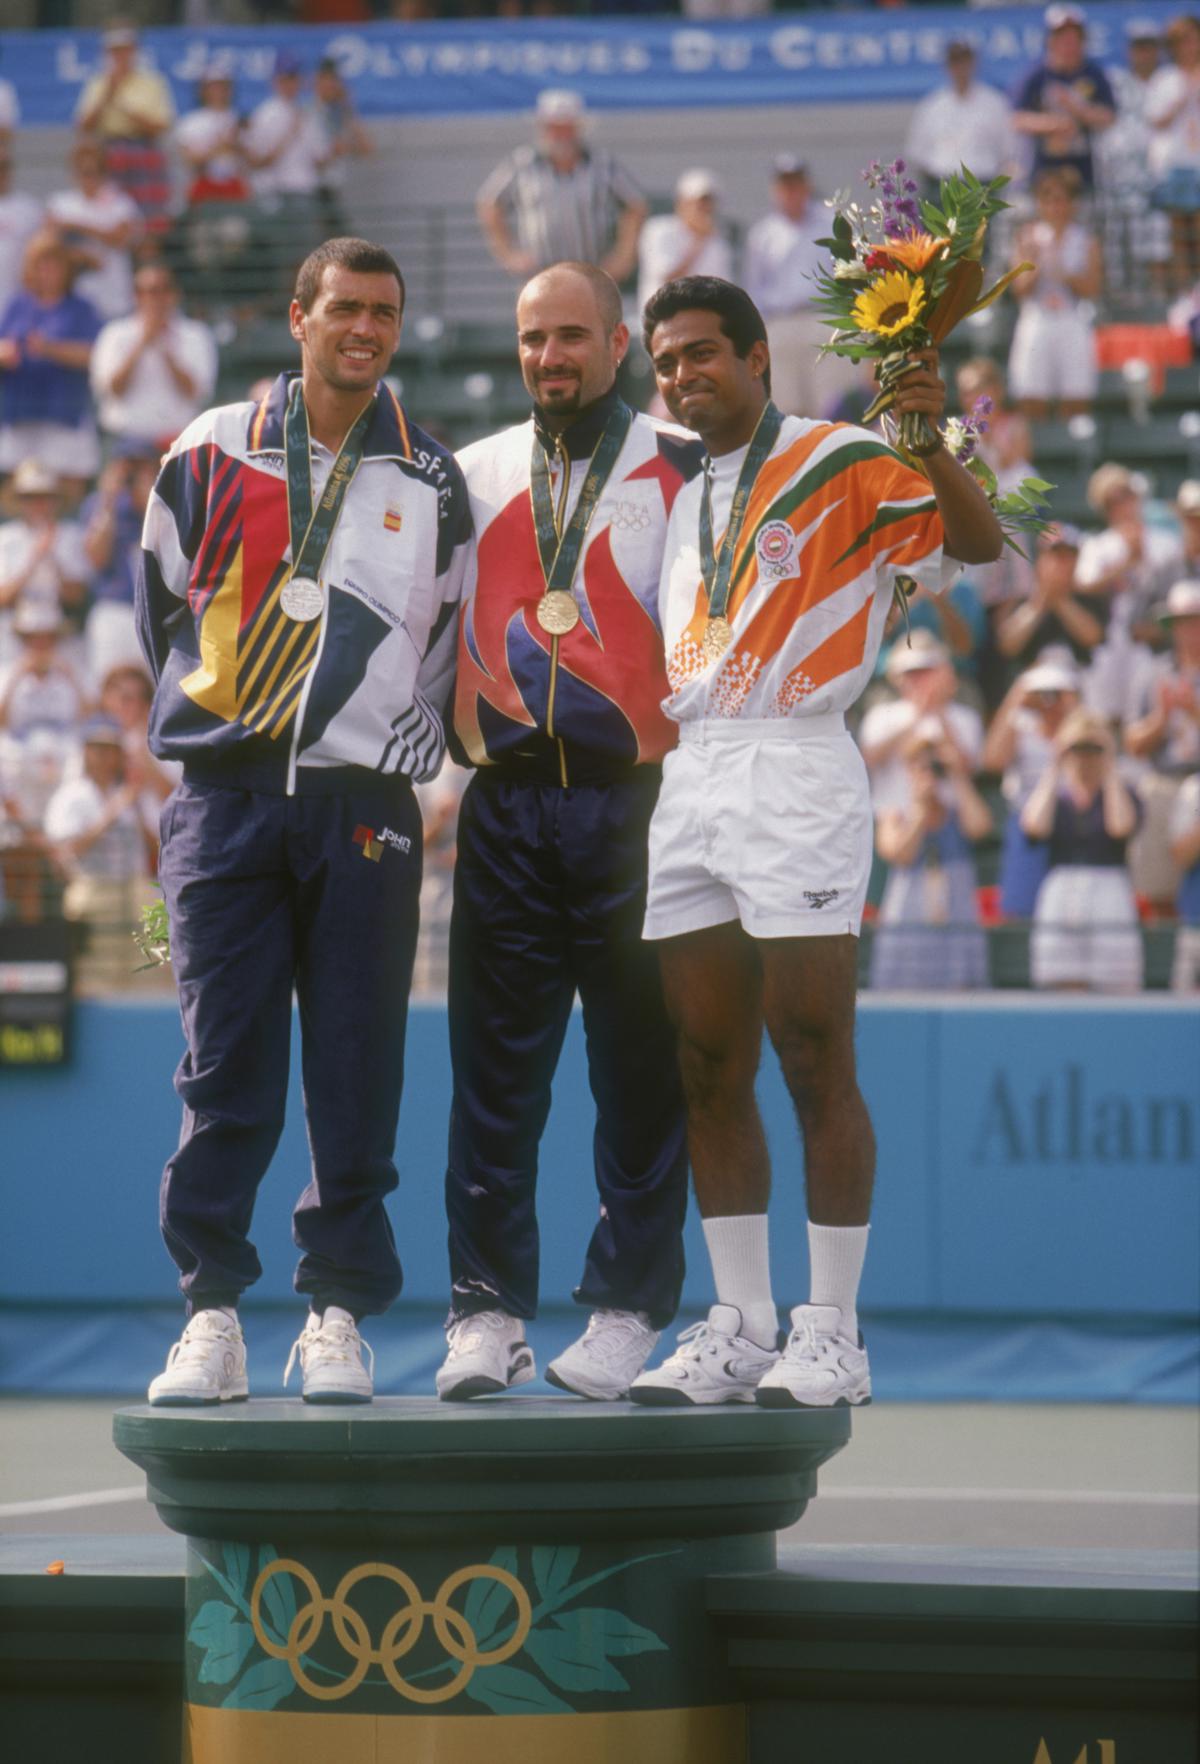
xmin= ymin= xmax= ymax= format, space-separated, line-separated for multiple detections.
xmin=114 ymin=1397 xmax=851 ymax=1546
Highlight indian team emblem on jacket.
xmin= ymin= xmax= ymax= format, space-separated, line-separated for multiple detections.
xmin=755 ymin=518 xmax=801 ymax=581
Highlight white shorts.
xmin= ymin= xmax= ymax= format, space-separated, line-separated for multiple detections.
xmin=1007 ymin=307 xmax=1098 ymax=404
xmin=643 ymin=714 xmax=871 ymax=942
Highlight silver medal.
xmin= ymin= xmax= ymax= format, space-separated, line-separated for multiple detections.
xmin=281 ymin=575 xmax=324 ymax=622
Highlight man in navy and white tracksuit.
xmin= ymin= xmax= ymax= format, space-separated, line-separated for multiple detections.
xmin=136 ymin=238 xmax=471 ymax=1405
xmin=436 ymin=261 xmax=705 ymax=1402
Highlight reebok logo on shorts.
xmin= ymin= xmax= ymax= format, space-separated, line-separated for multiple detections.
xmin=803 ymin=888 xmax=840 ymax=909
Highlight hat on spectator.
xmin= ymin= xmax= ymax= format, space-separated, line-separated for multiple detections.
xmin=885 ymin=630 xmax=951 ymax=679
xmin=1174 ymin=479 xmax=1200 ymax=515
xmin=773 ymin=154 xmax=808 ymax=179
xmin=11 ymin=460 xmax=59 ymax=498
xmin=1086 ymin=462 xmax=1138 ymax=514
xmin=1156 ymin=580 xmax=1200 ymax=622
xmin=102 ymin=23 xmax=139 ymax=50
xmin=274 ymin=50 xmax=302 ymax=78
xmin=536 ymin=89 xmax=585 ymax=124
xmin=1038 ymin=521 xmax=1082 ymax=552
xmin=1124 ymin=18 xmax=1161 ymax=42
xmin=1044 ymin=4 xmax=1086 ymax=32
xmin=1055 ymin=707 xmax=1111 ymax=754
xmin=79 ymin=715 xmax=124 ymax=748
xmin=13 ymin=600 xmax=63 ymax=637
xmin=201 ymin=51 xmax=237 ymax=83
xmin=1022 ymin=658 xmax=1081 ymax=694
xmin=676 ymin=168 xmax=720 ymax=201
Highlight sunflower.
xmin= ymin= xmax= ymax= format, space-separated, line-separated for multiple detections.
xmin=884 ymin=233 xmax=950 ymax=274
xmin=852 ymin=270 xmax=927 ymax=338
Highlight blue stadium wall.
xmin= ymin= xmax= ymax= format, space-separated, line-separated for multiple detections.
xmin=1 ymin=998 xmax=1196 ymax=1401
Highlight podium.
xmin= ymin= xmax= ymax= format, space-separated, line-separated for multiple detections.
xmin=114 ymin=1396 xmax=850 ymax=1763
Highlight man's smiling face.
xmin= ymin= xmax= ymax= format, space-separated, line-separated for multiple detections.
xmin=290 ymin=264 xmax=403 ymax=396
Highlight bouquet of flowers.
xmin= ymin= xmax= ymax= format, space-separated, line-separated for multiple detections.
xmin=133 ymin=894 xmax=171 ymax=969
xmin=811 ymin=158 xmax=1053 ymax=555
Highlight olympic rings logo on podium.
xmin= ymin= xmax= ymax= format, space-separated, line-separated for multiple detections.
xmin=249 ymin=1558 xmax=533 ymax=1704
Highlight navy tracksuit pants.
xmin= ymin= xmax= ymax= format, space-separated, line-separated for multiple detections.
xmin=446 ymin=769 xmax=688 ymax=1329
xmin=157 ymin=776 xmax=422 ymax=1318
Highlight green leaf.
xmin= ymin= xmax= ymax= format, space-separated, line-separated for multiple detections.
xmin=256 ymin=1549 xmax=296 ymax=1648
xmin=1023 ymin=477 xmax=1055 ymax=494
xmin=467 ymin=1663 xmax=574 ymax=1717
xmin=222 ymin=1543 xmax=251 ymax=1595
xmin=221 ymin=1657 xmax=296 ymax=1712
xmin=524 ymin=1615 xmax=630 ymax=1695
xmin=531 ymin=1546 xmax=580 ymax=1603
xmin=564 ymin=1606 xmax=668 ymax=1658
xmin=833 ymin=210 xmax=852 ymax=242
xmin=189 ymin=1600 xmax=256 ymax=1686
xmin=464 ymin=1546 xmax=522 ymax=1644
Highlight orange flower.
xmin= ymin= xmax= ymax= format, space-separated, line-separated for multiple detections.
xmin=884 ymin=233 xmax=950 ymax=274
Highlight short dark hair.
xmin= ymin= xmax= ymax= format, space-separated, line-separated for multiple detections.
xmin=294 ymin=237 xmax=405 ymax=314
xmin=642 ymin=275 xmax=771 ymax=395
xmin=521 ymin=260 xmax=624 ymax=333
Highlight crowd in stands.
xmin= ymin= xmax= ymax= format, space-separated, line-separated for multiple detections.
xmin=0 ymin=6 xmax=1198 ymax=997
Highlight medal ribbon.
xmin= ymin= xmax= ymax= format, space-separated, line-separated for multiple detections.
xmin=699 ymin=400 xmax=785 ymax=624
xmin=529 ymin=400 xmax=633 ymax=596
xmin=284 ymin=379 xmax=375 ymax=586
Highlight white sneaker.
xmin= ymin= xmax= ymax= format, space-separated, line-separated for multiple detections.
xmin=545 ymin=1309 xmax=660 ymax=1400
xmin=148 ymin=1309 xmax=248 ymax=1406
xmin=628 ymin=1305 xmax=779 ymax=1407
xmin=435 ymin=1310 xmax=535 ymax=1401
xmin=756 ymin=1304 xmax=872 ymax=1408
xmin=283 ymin=1306 xmax=374 ymax=1404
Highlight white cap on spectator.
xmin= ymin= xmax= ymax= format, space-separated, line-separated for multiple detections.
xmin=773 ymin=154 xmax=808 ymax=179
xmin=536 ymin=89 xmax=585 ymax=124
xmin=1160 ymin=580 xmax=1200 ymax=620
xmin=885 ymin=631 xmax=951 ymax=678
xmin=677 ymin=168 xmax=720 ymax=201
xmin=1044 ymin=4 xmax=1086 ymax=31
xmin=1174 ymin=480 xmax=1200 ymax=515
xmin=13 ymin=600 xmax=63 ymax=637
xmin=102 ymin=23 xmax=139 ymax=49
xmin=11 ymin=460 xmax=59 ymax=498
xmin=1124 ymin=18 xmax=1160 ymax=41
xmin=1022 ymin=659 xmax=1080 ymax=694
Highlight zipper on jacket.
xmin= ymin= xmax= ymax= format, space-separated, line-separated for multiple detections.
xmin=546 ymin=439 xmax=571 ymax=787
xmin=285 ymin=595 xmax=332 ymax=796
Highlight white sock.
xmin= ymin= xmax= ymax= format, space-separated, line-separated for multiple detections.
xmin=807 ymin=1222 xmax=870 ymax=1342
xmin=702 ymin=1214 xmax=777 ymax=1349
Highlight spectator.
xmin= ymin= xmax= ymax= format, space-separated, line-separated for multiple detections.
xmin=1098 ymin=19 xmax=1172 ymax=296
xmin=905 ymin=39 xmax=1016 ymax=197
xmin=1077 ymin=462 xmax=1182 ymax=719
xmin=97 ymin=659 xmax=178 ymax=842
xmin=74 ymin=21 xmax=174 ymax=237
xmin=0 ymin=232 xmax=102 ymax=496
xmin=1023 ymin=707 xmax=1143 ymax=992
xmin=313 ymin=56 xmax=373 ymax=239
xmin=173 ymin=60 xmax=253 ymax=313
xmin=1146 ymin=13 xmax=1200 ymax=293
xmin=46 ymin=140 xmax=142 ymax=324
xmin=0 ymin=599 xmax=89 ymax=745
xmin=982 ymin=652 xmax=1082 ymax=917
xmin=744 ymin=154 xmax=857 ymax=420
xmin=1123 ymin=578 xmax=1200 ymax=909
xmin=1171 ymin=478 xmax=1200 ymax=577
xmin=870 ymin=723 xmax=993 ymax=991
xmin=0 ymin=152 xmax=43 ymax=318
xmin=43 ymin=712 xmax=155 ymax=995
xmin=0 ymin=55 xmax=17 ymax=150
xmin=995 ymin=524 xmax=1109 ymax=678
xmin=90 ymin=263 xmax=217 ymax=454
xmin=637 ymin=169 xmax=732 ymax=318
xmin=1169 ymin=768 xmax=1200 ymax=987
xmin=476 ymin=89 xmax=646 ymax=282
xmin=0 ymin=460 xmax=89 ymax=670
xmin=858 ymin=630 xmax=985 ymax=816
xmin=79 ymin=449 xmax=160 ymax=681
xmin=244 ymin=52 xmax=330 ymax=295
xmin=1012 ymin=4 xmax=1117 ymax=195
xmin=1008 ymin=167 xmax=1102 ymax=421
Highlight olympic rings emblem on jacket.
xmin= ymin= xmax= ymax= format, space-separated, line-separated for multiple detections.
xmin=249 ymin=1558 xmax=533 ymax=1703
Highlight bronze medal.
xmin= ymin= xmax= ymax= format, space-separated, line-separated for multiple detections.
xmin=703 ymin=615 xmax=734 ymax=662
xmin=536 ymin=590 xmax=580 ymax=636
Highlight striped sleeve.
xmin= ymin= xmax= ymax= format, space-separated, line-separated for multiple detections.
xmin=416 ymin=453 xmax=475 ymax=721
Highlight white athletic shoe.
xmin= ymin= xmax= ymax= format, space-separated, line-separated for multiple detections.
xmin=628 ymin=1305 xmax=779 ymax=1407
xmin=148 ymin=1309 xmax=249 ymax=1406
xmin=283 ymin=1306 xmax=374 ymax=1404
xmin=545 ymin=1309 xmax=660 ymax=1400
xmin=436 ymin=1310 xmax=535 ymax=1401
xmin=756 ymin=1304 xmax=872 ymax=1408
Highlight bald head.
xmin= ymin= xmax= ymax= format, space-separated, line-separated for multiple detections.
xmin=516 ymin=261 xmax=629 ymax=431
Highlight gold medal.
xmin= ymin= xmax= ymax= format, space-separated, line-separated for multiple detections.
xmin=536 ymin=590 xmax=580 ymax=636
xmin=702 ymin=616 xmax=734 ymax=662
